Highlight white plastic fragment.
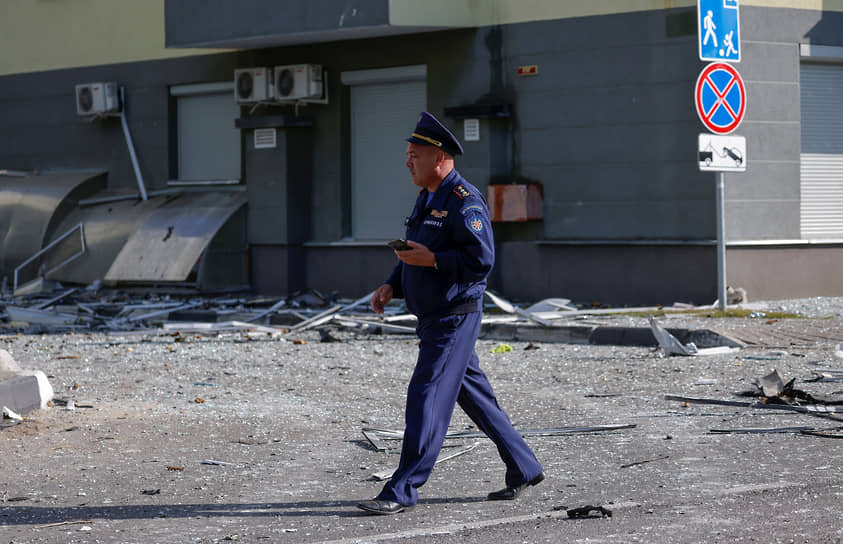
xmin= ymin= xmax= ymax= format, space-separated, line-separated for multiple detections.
xmin=2 ymin=406 xmax=23 ymax=421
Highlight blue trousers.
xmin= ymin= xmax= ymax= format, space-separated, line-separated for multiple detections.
xmin=376 ymin=311 xmax=543 ymax=506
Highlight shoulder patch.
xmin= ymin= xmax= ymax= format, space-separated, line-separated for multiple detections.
xmin=460 ymin=204 xmax=484 ymax=216
xmin=467 ymin=213 xmax=484 ymax=234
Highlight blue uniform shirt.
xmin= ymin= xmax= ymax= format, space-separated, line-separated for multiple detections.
xmin=386 ymin=169 xmax=494 ymax=318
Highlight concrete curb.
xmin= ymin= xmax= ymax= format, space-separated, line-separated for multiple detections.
xmin=0 ymin=349 xmax=54 ymax=417
xmin=480 ymin=323 xmax=743 ymax=348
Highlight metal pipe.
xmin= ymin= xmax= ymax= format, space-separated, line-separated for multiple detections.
xmin=119 ymin=86 xmax=148 ymax=201
xmin=13 ymin=223 xmax=86 ymax=292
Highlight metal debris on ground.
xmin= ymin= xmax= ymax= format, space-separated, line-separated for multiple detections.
xmin=799 ymin=429 xmax=843 ymax=439
xmin=484 ymin=290 xmax=554 ymax=327
xmin=665 ymin=394 xmax=843 ymax=424
xmin=361 ymin=424 xmax=636 ymax=451
xmin=709 ymin=426 xmax=817 ymax=434
xmin=566 ymin=505 xmax=613 ymax=518
xmin=318 ymin=328 xmax=343 ymax=343
xmin=648 ymin=316 xmax=739 ymax=357
xmin=807 ymin=368 xmax=843 ymax=383
xmin=371 ymin=442 xmax=479 ymax=481
xmin=738 ymin=369 xmax=843 ymax=406
xmin=619 ymin=454 xmax=669 ymax=469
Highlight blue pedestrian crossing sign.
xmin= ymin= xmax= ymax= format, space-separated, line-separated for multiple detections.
xmin=698 ymin=0 xmax=741 ymax=63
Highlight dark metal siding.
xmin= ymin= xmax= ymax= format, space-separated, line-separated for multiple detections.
xmin=165 ymin=0 xmax=390 ymax=47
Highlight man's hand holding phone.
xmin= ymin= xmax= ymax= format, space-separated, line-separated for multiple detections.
xmin=387 ymin=239 xmax=435 ymax=268
xmin=387 ymin=239 xmax=413 ymax=251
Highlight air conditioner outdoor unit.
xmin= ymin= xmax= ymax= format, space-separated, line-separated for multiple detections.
xmin=75 ymin=82 xmax=120 ymax=115
xmin=234 ymin=67 xmax=271 ymax=103
xmin=273 ymin=64 xmax=323 ymax=101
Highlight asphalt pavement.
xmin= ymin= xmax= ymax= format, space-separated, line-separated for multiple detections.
xmin=2 ymin=297 xmax=843 ymax=543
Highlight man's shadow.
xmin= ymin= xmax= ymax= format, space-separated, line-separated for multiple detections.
xmin=1 ymin=496 xmax=486 ymax=525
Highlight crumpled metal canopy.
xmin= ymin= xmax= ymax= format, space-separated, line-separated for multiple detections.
xmin=104 ymin=191 xmax=247 ymax=283
xmin=44 ymin=193 xmax=182 ymax=286
xmin=0 ymin=171 xmax=106 ymax=281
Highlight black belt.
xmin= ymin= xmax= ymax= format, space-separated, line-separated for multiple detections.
xmin=448 ymin=300 xmax=481 ymax=315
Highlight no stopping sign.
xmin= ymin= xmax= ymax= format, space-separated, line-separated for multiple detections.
xmin=695 ymin=62 xmax=746 ymax=134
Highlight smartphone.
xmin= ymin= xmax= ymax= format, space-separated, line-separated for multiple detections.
xmin=387 ymin=239 xmax=413 ymax=251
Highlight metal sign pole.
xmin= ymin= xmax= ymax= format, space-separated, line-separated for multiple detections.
xmin=715 ymin=171 xmax=727 ymax=311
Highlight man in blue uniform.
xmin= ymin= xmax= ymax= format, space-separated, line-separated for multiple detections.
xmin=357 ymin=112 xmax=544 ymax=515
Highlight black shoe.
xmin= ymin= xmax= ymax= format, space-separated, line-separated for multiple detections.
xmin=487 ymin=472 xmax=545 ymax=501
xmin=357 ymin=499 xmax=412 ymax=515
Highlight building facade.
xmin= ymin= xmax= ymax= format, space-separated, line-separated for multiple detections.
xmin=1 ymin=0 xmax=842 ymax=305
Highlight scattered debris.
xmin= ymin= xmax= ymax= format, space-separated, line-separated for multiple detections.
xmin=371 ymin=442 xmax=479 ymax=481
xmin=2 ymin=406 xmax=23 ymax=421
xmin=485 ymin=291 xmax=553 ymax=327
xmin=738 ymin=369 xmax=843 ymax=406
xmin=160 ymin=321 xmax=284 ymax=336
xmin=665 ymin=394 xmax=843 ymax=421
xmin=491 ymin=344 xmax=513 ymax=353
xmin=800 ymin=429 xmax=843 ymax=439
xmin=318 ymin=328 xmax=342 ymax=343
xmin=140 ymin=489 xmax=161 ymax=495
xmin=362 ymin=424 xmax=636 ymax=451
xmin=567 ymin=505 xmax=613 ymax=518
xmin=34 ymin=520 xmax=93 ymax=530
xmin=524 ymin=298 xmax=576 ymax=313
xmin=524 ymin=342 xmax=540 ymax=350
xmin=620 ymin=454 xmax=669 ymax=469
xmin=649 ymin=316 xmax=739 ymax=357
xmin=710 ymin=426 xmax=817 ymax=434
xmin=166 ymin=466 xmax=184 ymax=471
xmin=201 ymin=459 xmax=235 ymax=466
xmin=807 ymin=368 xmax=843 ymax=383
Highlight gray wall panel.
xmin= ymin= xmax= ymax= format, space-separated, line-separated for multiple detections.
xmin=739 ymin=42 xmax=799 ymax=82
xmin=726 ymin=200 xmax=800 ymax=239
xmin=745 ymin=82 xmax=800 ymax=122
xmin=496 ymin=242 xmax=717 ymax=306
xmin=166 ymin=0 xmax=390 ymax=47
xmin=246 ymin=131 xmax=288 ymax=244
xmin=0 ymin=53 xmax=240 ymax=190
xmin=743 ymin=122 xmax=801 ymax=162
xmin=726 ymin=161 xmax=800 ymax=200
xmin=519 ymin=82 xmax=694 ymax=128
xmin=544 ymin=201 xmax=713 ymax=240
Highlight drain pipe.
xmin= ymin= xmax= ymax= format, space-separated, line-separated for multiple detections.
xmin=118 ymin=86 xmax=148 ymax=201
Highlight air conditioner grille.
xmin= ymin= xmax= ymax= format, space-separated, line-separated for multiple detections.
xmin=276 ymin=68 xmax=295 ymax=98
xmin=78 ymin=86 xmax=94 ymax=112
xmin=236 ymin=72 xmax=254 ymax=100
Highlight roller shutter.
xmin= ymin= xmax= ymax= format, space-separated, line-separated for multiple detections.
xmin=800 ymin=63 xmax=843 ymax=239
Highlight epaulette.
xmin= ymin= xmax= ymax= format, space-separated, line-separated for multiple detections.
xmin=453 ymin=185 xmax=471 ymax=199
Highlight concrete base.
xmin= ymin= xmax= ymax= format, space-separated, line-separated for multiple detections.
xmin=0 ymin=349 xmax=54 ymax=417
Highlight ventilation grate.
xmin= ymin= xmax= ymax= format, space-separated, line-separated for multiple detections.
xmin=254 ymin=128 xmax=276 ymax=149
